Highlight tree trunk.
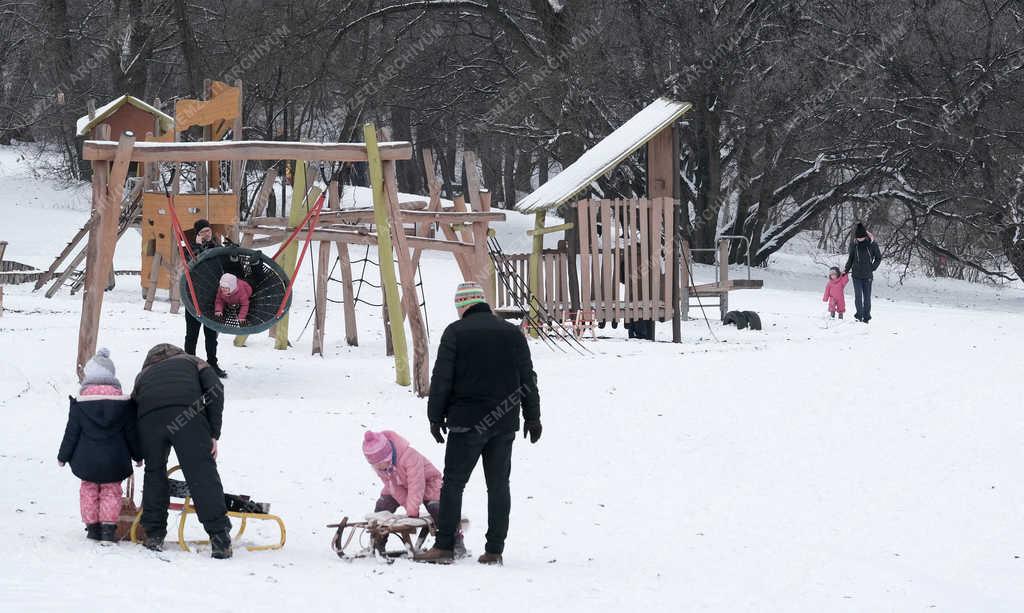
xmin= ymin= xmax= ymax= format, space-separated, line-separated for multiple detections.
xmin=173 ymin=0 xmax=203 ymax=97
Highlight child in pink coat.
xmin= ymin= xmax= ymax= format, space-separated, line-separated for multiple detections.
xmin=363 ymin=430 xmax=463 ymax=554
xmin=822 ymin=266 xmax=849 ymax=318
xmin=57 ymin=348 xmax=141 ymax=542
xmin=214 ymin=273 xmax=253 ymax=323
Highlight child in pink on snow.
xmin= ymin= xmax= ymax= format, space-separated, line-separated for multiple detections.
xmin=214 ymin=272 xmax=253 ymax=324
xmin=822 ymin=266 xmax=849 ymax=319
xmin=57 ymin=348 xmax=141 ymax=542
xmin=363 ymin=430 xmax=464 ymax=553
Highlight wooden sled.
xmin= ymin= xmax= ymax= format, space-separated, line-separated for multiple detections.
xmin=130 ymin=465 xmax=286 ymax=552
xmin=328 ymin=512 xmax=434 ymax=560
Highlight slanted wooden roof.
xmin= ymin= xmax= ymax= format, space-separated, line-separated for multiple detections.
xmin=75 ymin=95 xmax=174 ymax=137
xmin=515 ymin=98 xmax=692 ymax=214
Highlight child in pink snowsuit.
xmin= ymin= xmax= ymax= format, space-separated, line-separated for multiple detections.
xmin=58 ymin=348 xmax=141 ymax=542
xmin=822 ymin=266 xmax=849 ymax=318
xmin=363 ymin=430 xmax=464 ymax=553
xmin=214 ymin=273 xmax=253 ymax=323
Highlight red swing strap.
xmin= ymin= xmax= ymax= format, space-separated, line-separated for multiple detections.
xmin=165 ymin=193 xmax=202 ymax=316
xmin=276 ymin=191 xmax=327 ymax=317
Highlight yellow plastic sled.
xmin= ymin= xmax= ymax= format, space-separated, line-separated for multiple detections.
xmin=130 ymin=465 xmax=286 ymax=552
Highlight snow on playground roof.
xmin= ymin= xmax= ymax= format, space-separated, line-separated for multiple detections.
xmin=75 ymin=95 xmax=174 ymax=137
xmin=515 ymin=97 xmax=692 ymax=214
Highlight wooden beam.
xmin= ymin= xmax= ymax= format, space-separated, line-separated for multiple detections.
xmin=527 ymin=222 xmax=574 ymax=237
xmin=527 ymin=210 xmax=546 ymax=337
xmin=366 ymin=125 xmax=411 ymax=388
xmin=0 ymin=241 xmax=6 ymax=317
xmin=337 ymin=240 xmax=358 ymax=347
xmin=384 ymin=158 xmax=431 ymax=396
xmin=312 ymin=180 xmax=339 ymax=356
xmin=83 ymin=139 xmax=413 ymax=162
xmin=77 ymin=130 xmax=133 ymax=379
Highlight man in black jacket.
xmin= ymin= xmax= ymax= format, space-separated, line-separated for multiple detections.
xmin=133 ymin=343 xmax=232 ymax=558
xmin=415 ymin=282 xmax=541 ymax=565
xmin=844 ymin=222 xmax=883 ymax=322
xmin=184 ymin=219 xmax=227 ymax=378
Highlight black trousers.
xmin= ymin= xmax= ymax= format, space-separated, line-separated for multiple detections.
xmin=184 ymin=311 xmax=219 ymax=365
xmin=139 ymin=406 xmax=230 ymax=537
xmin=436 ymin=429 xmax=514 ymax=554
xmin=853 ymin=277 xmax=873 ymax=321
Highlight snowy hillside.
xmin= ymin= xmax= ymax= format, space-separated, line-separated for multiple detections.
xmin=1 ymin=144 xmax=1023 ymax=612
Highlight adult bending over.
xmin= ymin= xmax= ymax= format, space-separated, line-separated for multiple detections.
xmin=415 ymin=282 xmax=541 ymax=566
xmin=132 ymin=343 xmax=232 ymax=558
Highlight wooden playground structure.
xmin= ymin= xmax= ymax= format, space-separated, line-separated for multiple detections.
xmin=62 ymin=91 xmax=759 ymax=401
xmin=500 ymin=97 xmax=762 ymax=340
xmin=74 ymin=81 xmax=501 ymax=396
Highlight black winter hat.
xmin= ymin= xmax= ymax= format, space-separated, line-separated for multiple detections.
xmin=193 ymin=219 xmax=211 ymax=233
xmin=855 ymin=223 xmax=868 ymax=239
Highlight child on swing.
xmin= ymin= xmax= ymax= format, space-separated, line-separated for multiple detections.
xmin=214 ymin=273 xmax=253 ymax=324
xmin=822 ymin=266 xmax=849 ymax=319
xmin=362 ymin=430 xmax=464 ymax=555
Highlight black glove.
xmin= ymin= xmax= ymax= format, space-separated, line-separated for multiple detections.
xmin=430 ymin=422 xmax=448 ymax=444
xmin=523 ymin=420 xmax=542 ymax=444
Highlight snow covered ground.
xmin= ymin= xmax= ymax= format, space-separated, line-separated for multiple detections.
xmin=1 ymin=144 xmax=1023 ymax=612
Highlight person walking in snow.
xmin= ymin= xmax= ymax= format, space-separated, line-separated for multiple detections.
xmin=362 ymin=430 xmax=464 ymax=554
xmin=132 ymin=343 xmax=232 ymax=558
xmin=184 ymin=219 xmax=227 ymax=378
xmin=822 ymin=266 xmax=849 ymax=319
xmin=214 ymin=273 xmax=252 ymax=325
xmin=58 ymin=348 xmax=141 ymax=543
xmin=844 ymin=222 xmax=883 ymax=322
xmin=415 ymin=282 xmax=541 ymax=566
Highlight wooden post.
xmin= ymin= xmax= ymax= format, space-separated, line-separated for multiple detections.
xmin=228 ymin=79 xmax=244 ymax=244
xmin=424 ymin=149 xmax=472 ymax=278
xmin=527 ymin=210 xmax=546 ymax=337
xmin=312 ymin=181 xmax=339 ymax=355
xmin=337 ymin=241 xmax=358 ymax=346
xmin=718 ymin=238 xmax=730 ymax=321
xmin=479 ymin=190 xmax=496 ymax=304
xmin=144 ymin=252 xmax=163 ymax=310
xmin=0 ymin=241 xmax=6 ymax=317
xmin=383 ymin=158 xmax=431 ymax=396
xmin=365 ymin=123 xmax=411 ymax=388
xmin=275 ymin=161 xmax=321 ymax=350
xmin=76 ymin=129 xmax=134 ymax=379
xmin=680 ymin=239 xmax=691 ymax=321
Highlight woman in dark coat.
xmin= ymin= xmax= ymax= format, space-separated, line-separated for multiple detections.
xmin=844 ymin=222 xmax=883 ymax=322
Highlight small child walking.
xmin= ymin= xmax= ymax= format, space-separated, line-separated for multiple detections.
xmin=362 ymin=430 xmax=464 ymax=554
xmin=58 ymin=348 xmax=141 ymax=542
xmin=822 ymin=266 xmax=849 ymax=319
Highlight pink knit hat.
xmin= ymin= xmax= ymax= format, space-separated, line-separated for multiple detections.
xmin=219 ymin=273 xmax=238 ymax=293
xmin=362 ymin=431 xmax=392 ymax=465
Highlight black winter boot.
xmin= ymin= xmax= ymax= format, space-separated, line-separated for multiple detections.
xmin=86 ymin=523 xmax=101 ymax=541
xmin=143 ymin=535 xmax=165 ymax=552
xmin=210 ymin=531 xmax=233 ymax=559
xmin=209 ymin=362 xmax=228 ymax=379
xmin=99 ymin=523 xmax=117 ymax=542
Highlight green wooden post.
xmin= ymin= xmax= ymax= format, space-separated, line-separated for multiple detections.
xmin=527 ymin=210 xmax=546 ymax=338
xmin=365 ymin=123 xmax=411 ymax=387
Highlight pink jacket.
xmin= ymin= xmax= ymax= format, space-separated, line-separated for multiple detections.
xmin=214 ymin=279 xmax=253 ymax=321
xmin=822 ymin=273 xmax=849 ymax=312
xmin=374 ymin=431 xmax=442 ymax=517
